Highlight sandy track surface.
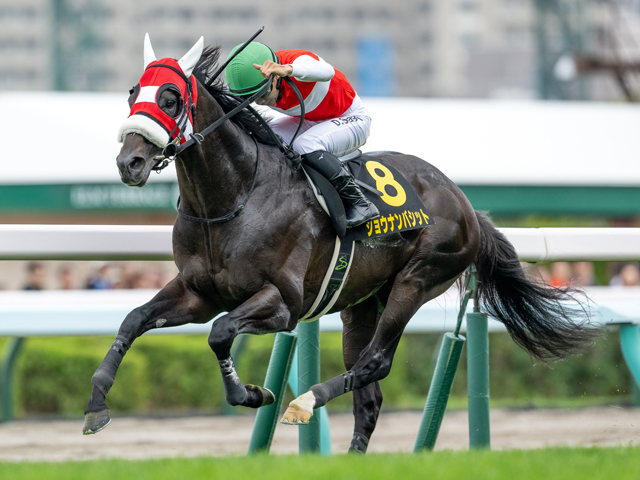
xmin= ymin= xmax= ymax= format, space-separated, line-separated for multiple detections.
xmin=1 ymin=407 xmax=639 ymax=462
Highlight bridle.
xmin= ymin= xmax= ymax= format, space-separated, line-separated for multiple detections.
xmin=146 ymin=27 xmax=306 ymax=224
xmin=137 ymin=62 xmax=197 ymax=168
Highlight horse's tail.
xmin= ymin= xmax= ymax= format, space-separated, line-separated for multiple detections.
xmin=473 ymin=211 xmax=599 ymax=362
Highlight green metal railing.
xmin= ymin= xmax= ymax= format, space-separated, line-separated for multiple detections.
xmin=0 ymin=337 xmax=25 ymax=423
xmin=414 ymin=267 xmax=491 ymax=451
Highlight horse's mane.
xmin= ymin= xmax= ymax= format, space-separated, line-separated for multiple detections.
xmin=193 ymin=45 xmax=277 ymax=146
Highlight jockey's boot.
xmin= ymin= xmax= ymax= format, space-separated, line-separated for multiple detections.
xmin=329 ymin=165 xmax=381 ymax=228
xmin=302 ymin=150 xmax=380 ymax=228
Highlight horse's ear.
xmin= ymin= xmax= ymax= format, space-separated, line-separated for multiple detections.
xmin=144 ymin=33 xmax=157 ymax=69
xmin=178 ymin=36 xmax=204 ymax=77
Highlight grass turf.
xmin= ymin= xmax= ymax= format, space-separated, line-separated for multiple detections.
xmin=2 ymin=446 xmax=639 ymax=480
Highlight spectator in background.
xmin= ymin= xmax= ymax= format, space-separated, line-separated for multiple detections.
xmin=113 ymin=263 xmax=150 ymax=289
xmin=620 ymin=264 xmax=640 ymax=286
xmin=23 ymin=261 xmax=46 ymax=290
xmin=131 ymin=271 xmax=150 ymax=289
xmin=114 ymin=262 xmax=137 ymax=289
xmin=118 ymin=270 xmax=148 ymax=289
xmin=145 ymin=266 xmax=169 ymax=289
xmin=611 ymin=263 xmax=640 ymax=286
xmin=85 ymin=262 xmax=113 ymax=290
xmin=572 ymin=261 xmax=595 ymax=287
xmin=57 ymin=264 xmax=75 ymax=290
xmin=533 ymin=264 xmax=551 ymax=285
xmin=549 ymin=261 xmax=573 ymax=288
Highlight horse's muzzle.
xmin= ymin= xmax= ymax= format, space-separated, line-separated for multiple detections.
xmin=117 ymin=154 xmax=148 ymax=186
xmin=117 ymin=133 xmax=160 ymax=186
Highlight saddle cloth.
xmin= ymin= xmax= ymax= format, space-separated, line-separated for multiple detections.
xmin=302 ymin=150 xmax=433 ymax=241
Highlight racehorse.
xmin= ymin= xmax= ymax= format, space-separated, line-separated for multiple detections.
xmin=84 ymin=37 xmax=598 ymax=453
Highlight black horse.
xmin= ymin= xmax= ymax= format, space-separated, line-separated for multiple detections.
xmin=84 ymin=38 xmax=597 ymax=453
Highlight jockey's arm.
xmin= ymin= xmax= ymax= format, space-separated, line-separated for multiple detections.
xmin=253 ymin=55 xmax=335 ymax=82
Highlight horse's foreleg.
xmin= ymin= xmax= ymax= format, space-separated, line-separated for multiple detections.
xmin=208 ymin=283 xmax=295 ymax=408
xmin=83 ymin=276 xmax=215 ymax=434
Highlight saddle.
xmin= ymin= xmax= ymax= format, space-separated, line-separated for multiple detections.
xmin=302 ymin=150 xmax=433 ymax=241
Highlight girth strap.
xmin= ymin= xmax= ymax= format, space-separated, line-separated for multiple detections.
xmin=299 ymin=235 xmax=355 ymax=322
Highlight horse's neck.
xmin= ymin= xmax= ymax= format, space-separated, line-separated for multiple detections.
xmin=175 ymin=94 xmax=257 ymax=219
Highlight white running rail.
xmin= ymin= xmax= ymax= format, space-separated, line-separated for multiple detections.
xmin=1 ymin=225 xmax=640 ymax=262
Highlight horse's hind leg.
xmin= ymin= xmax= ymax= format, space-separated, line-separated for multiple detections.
xmin=341 ymin=296 xmax=384 ymax=454
xmin=282 ymin=270 xmax=457 ymax=430
xmin=83 ymin=276 xmax=216 ymax=434
xmin=282 ymin=222 xmax=476 ymax=432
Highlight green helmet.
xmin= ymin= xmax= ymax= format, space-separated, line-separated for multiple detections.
xmin=225 ymin=42 xmax=278 ymax=96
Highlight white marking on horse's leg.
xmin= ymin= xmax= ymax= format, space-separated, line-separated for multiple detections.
xmin=280 ymin=391 xmax=316 ymax=425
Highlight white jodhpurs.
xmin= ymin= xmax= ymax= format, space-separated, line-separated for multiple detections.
xmin=267 ymin=95 xmax=372 ymax=157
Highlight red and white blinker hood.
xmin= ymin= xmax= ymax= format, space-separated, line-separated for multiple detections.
xmin=118 ymin=34 xmax=203 ymax=148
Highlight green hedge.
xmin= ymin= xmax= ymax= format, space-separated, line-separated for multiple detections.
xmin=1 ymin=327 xmax=636 ymax=419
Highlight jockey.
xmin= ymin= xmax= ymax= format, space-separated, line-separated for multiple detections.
xmin=225 ymin=42 xmax=380 ymax=229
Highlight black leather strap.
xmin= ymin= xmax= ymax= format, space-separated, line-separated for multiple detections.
xmin=350 ymin=433 xmax=369 ymax=453
xmin=176 ymin=78 xmax=272 ymax=155
xmin=282 ymin=76 xmax=306 ymax=149
xmin=174 ymin=57 xmax=307 ymax=170
xmin=177 ymin=135 xmax=260 ymax=225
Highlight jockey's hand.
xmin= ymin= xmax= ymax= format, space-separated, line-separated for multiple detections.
xmin=253 ymin=60 xmax=293 ymax=79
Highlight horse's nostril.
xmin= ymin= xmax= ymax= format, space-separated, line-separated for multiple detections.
xmin=129 ymin=157 xmax=145 ymax=172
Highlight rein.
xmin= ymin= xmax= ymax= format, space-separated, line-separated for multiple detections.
xmin=152 ymin=78 xmax=272 ymax=172
xmin=168 ymin=79 xmax=305 ymax=225
xmin=153 ymin=76 xmax=306 ymax=173
xmin=176 ymin=135 xmax=261 ymax=224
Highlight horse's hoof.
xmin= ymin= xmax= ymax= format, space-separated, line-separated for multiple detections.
xmin=280 ymin=403 xmax=313 ymax=425
xmin=242 ymin=385 xmax=276 ymax=408
xmin=280 ymin=391 xmax=316 ymax=425
xmin=83 ymin=409 xmax=111 ymax=435
xmin=261 ymin=387 xmax=275 ymax=406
